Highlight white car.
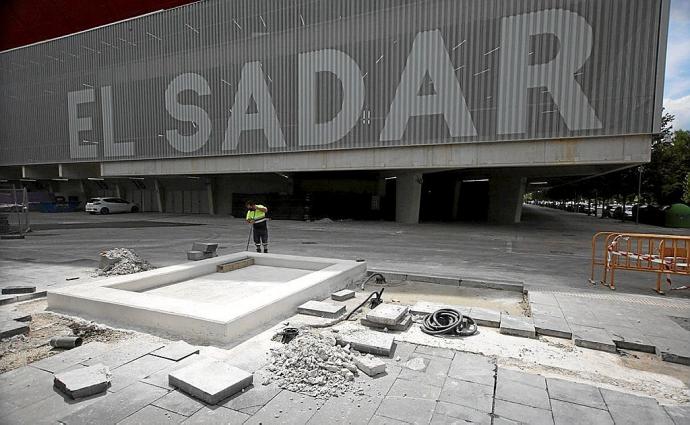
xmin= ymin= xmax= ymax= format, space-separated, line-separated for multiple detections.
xmin=85 ymin=197 xmax=139 ymax=214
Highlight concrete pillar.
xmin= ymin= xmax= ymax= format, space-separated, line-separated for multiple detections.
xmin=153 ymin=179 xmax=163 ymax=213
xmin=206 ymin=178 xmax=216 ymax=215
xmin=114 ymin=183 xmax=121 ymax=198
xmin=395 ymin=173 xmax=422 ymax=224
xmin=451 ymin=180 xmax=461 ymax=220
xmin=488 ymin=176 xmax=527 ymax=224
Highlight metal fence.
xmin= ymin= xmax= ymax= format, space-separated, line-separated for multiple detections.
xmin=0 ymin=186 xmax=30 ymax=236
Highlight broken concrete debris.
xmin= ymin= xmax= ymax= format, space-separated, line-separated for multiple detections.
xmin=331 ymin=289 xmax=356 ymax=301
xmin=354 ymin=354 xmax=386 ymax=377
xmin=54 ymin=363 xmax=111 ymax=399
xmin=169 ymin=357 xmax=253 ymax=404
xmin=97 ymin=248 xmax=155 ymax=276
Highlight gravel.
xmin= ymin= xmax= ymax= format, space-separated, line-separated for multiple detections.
xmin=97 ymin=248 xmax=155 ymax=276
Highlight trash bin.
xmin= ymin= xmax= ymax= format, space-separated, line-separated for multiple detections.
xmin=665 ymin=203 xmax=690 ymax=228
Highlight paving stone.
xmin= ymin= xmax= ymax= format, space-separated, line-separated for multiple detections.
xmin=297 ymin=300 xmax=345 ymax=318
xmin=439 ymin=378 xmax=494 ymax=413
xmin=388 ymin=377 xmax=441 ymax=399
xmin=530 ymin=302 xmax=565 ymax=318
xmin=550 ymin=399 xmax=612 ymax=425
xmin=110 ymin=354 xmax=176 ymax=392
xmin=497 ymin=367 xmax=546 ymax=389
xmin=650 ymin=336 xmax=690 ymax=366
xmin=58 ymin=381 xmax=170 ymax=425
xmin=600 ymin=388 xmax=675 ymax=425
xmin=0 ymin=309 xmax=31 ymax=322
xmin=31 ymin=342 xmax=111 ymax=373
xmin=152 ymin=390 xmax=205 ymax=417
xmin=1 ymin=285 xmax=36 ymax=294
xmin=546 ymin=377 xmax=606 ymax=409
xmin=434 ymin=401 xmax=491 ymax=425
xmin=181 ymin=406 xmax=249 ymax=424
xmin=218 ymin=381 xmax=281 ymax=414
xmin=403 ymin=356 xmax=429 ymax=372
xmin=430 ymin=413 xmax=478 ymax=425
xmin=307 ymin=395 xmax=383 ymax=424
xmin=191 ymin=242 xmax=218 ymax=253
xmin=331 ymin=289 xmax=355 ymax=301
xmin=169 ymin=357 xmax=253 ymax=405
xmin=414 ymin=345 xmax=455 ymax=359
xmin=369 ymin=415 xmax=409 ymax=425
xmin=244 ymin=390 xmax=321 ymax=425
xmin=447 ymin=351 xmax=496 ymax=387
xmin=141 ymin=354 xmax=202 ymax=390
xmin=82 ymin=340 xmax=165 ymax=369
xmin=0 ymin=319 xmax=29 ymax=339
xmin=493 ymin=418 xmax=520 ymax=425
xmin=366 ymin=304 xmax=410 ymax=326
xmin=571 ymin=325 xmax=617 ymax=353
xmin=398 ymin=354 xmax=451 ymax=388
xmin=500 ymin=315 xmax=536 ymax=338
xmin=460 ymin=278 xmax=523 ymax=292
xmin=117 ymin=404 xmax=186 ymax=424
xmin=528 ymin=292 xmax=559 ymax=306
xmin=151 ymin=341 xmax=200 ymax=361
xmin=354 ymin=364 xmax=401 ymax=398
xmin=533 ymin=314 xmax=572 ymax=339
xmin=388 ymin=342 xmax=416 ymax=363
xmin=354 ymin=354 xmax=387 ymax=376
xmin=376 ymin=396 xmax=436 ymax=425
xmin=338 ymin=330 xmax=395 ymax=356
xmin=467 ymin=307 xmax=501 ymax=327
xmin=494 ymin=399 xmax=554 ymax=425
xmin=361 ymin=315 xmax=413 ymax=331
xmin=664 ymin=405 xmax=690 ymax=425
xmin=496 ymin=374 xmax=551 ymax=410
xmin=54 ymin=363 xmax=111 ymax=399
xmin=607 ymin=326 xmax=656 ymax=353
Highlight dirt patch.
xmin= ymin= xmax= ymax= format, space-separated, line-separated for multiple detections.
xmin=0 ymin=307 xmax=133 ymax=374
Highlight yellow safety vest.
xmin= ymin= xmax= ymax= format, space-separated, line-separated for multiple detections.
xmin=246 ymin=205 xmax=267 ymax=223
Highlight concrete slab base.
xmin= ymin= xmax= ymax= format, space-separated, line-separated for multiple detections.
xmin=53 ymin=364 xmax=111 ymax=399
xmin=297 ymin=300 xmax=346 ymax=318
xmin=169 ymin=357 xmax=253 ymax=405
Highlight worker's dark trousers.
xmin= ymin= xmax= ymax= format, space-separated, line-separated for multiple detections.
xmin=253 ymin=221 xmax=268 ymax=253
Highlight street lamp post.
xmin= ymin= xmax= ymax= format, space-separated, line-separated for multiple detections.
xmin=636 ymin=166 xmax=643 ymax=225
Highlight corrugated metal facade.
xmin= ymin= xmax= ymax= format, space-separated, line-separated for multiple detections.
xmin=0 ymin=0 xmax=668 ymax=166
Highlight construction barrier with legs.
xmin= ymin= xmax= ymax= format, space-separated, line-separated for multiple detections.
xmin=591 ymin=232 xmax=690 ymax=294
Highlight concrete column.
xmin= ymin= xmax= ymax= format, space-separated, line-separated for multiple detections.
xmin=451 ymin=180 xmax=461 ymax=220
xmin=206 ymin=178 xmax=216 ymax=215
xmin=395 ymin=173 xmax=422 ymax=224
xmin=488 ymin=176 xmax=527 ymax=224
xmin=114 ymin=183 xmax=121 ymax=198
xmin=153 ymin=179 xmax=163 ymax=213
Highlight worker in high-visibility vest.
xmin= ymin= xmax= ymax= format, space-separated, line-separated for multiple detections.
xmin=246 ymin=200 xmax=269 ymax=253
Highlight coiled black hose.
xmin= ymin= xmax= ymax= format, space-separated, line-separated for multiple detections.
xmin=421 ymin=309 xmax=478 ymax=337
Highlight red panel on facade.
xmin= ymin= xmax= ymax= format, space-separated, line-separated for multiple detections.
xmin=0 ymin=0 xmax=198 ymax=51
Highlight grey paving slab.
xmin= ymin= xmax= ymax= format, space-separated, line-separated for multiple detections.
xmin=181 ymin=406 xmax=250 ymax=424
xmin=331 ymin=289 xmax=355 ymax=301
xmin=468 ymin=307 xmax=501 ymax=327
xmin=218 ymin=382 xmax=282 ymax=414
xmin=530 ymin=302 xmax=565 ymax=318
xmin=0 ymin=319 xmax=29 ymax=338
xmin=54 ymin=363 xmax=111 ymax=399
xmin=414 ymin=345 xmax=455 ymax=359
xmin=387 ymin=377 xmax=441 ymax=399
xmin=2 ymin=285 xmax=36 ymax=294
xmin=664 ymin=405 xmax=690 ymax=425
xmin=116 ymin=404 xmax=186 ymax=424
xmin=338 ymin=330 xmax=395 ymax=356
xmin=650 ymin=336 xmax=690 ymax=366
xmin=497 ymin=368 xmax=546 ymax=389
xmin=152 ymin=390 xmax=206 ymax=417
xmin=607 ymin=326 xmax=656 ymax=353
xmin=244 ymin=390 xmax=322 ymax=425
xmin=389 ymin=341 xmax=416 ymax=363
xmin=297 ymin=300 xmax=345 ymax=318
xmin=30 ymin=342 xmax=110 ymax=373
xmin=430 ymin=413 xmax=478 ymax=425
xmin=82 ymin=340 xmax=165 ymax=369
xmin=0 ymin=364 xmax=64 ymax=415
xmin=151 ymin=341 xmax=200 ymax=361
xmin=354 ymin=364 xmax=401 ymax=398
xmin=0 ymin=309 xmax=31 ymax=322
xmin=500 ymin=315 xmax=536 ymax=338
xmin=169 ymin=357 xmax=253 ymax=405
xmin=533 ymin=314 xmax=572 ymax=339
xmin=398 ymin=354 xmax=451 ymax=388
xmin=546 ymin=377 xmax=606 ymax=410
xmin=306 ymin=395 xmax=383 ymax=425
xmin=551 ymin=399 xmax=613 ymax=425
xmin=571 ymin=325 xmax=617 ymax=353
xmin=529 ymin=292 xmax=559 ymax=306
xmin=600 ymin=388 xmax=675 ymax=425
xmin=447 ymin=351 xmax=496 ymax=387
xmin=369 ymin=415 xmax=409 ymax=425
xmin=494 ymin=399 xmax=554 ymax=425
xmin=366 ymin=304 xmax=410 ymax=326
xmin=493 ymin=418 xmax=520 ymax=425
xmin=361 ymin=314 xmax=413 ymax=331
xmin=439 ymin=378 xmax=494 ymax=413
xmin=354 ymin=354 xmax=387 ymax=376
xmin=496 ymin=375 xmax=551 ymax=410
xmin=435 ymin=401 xmax=492 ymax=425
xmin=375 ymin=396 xmax=436 ymax=425
xmin=59 ymin=381 xmax=170 ymax=425
xmin=141 ymin=354 xmax=202 ymax=390
xmin=110 ymin=354 xmax=176 ymax=392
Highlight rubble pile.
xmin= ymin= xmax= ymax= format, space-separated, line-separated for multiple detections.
xmin=97 ymin=248 xmax=155 ymax=276
xmin=263 ymin=331 xmax=360 ymax=398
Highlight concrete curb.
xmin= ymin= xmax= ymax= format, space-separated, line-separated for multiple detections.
xmin=367 ymin=270 xmax=524 ymax=292
xmin=0 ymin=291 xmax=47 ymax=306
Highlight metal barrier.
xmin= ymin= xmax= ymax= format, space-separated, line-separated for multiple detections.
xmin=0 ymin=186 xmax=29 ymax=236
xmin=591 ymin=232 xmax=690 ymax=294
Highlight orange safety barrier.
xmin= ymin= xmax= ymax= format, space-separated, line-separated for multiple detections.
xmin=591 ymin=231 xmax=690 ymax=294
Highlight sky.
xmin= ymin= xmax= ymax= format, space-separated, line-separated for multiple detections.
xmin=664 ymin=0 xmax=690 ymax=130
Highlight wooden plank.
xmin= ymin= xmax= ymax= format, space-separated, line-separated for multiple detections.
xmin=216 ymin=258 xmax=254 ymax=273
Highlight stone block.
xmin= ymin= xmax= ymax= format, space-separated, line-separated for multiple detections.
xmin=361 ymin=315 xmax=412 ymax=331
xmin=109 ymin=354 xmax=175 ymax=392
xmin=448 ymin=351 xmax=496 ymax=387
xmin=297 ymin=300 xmax=346 ymax=318
xmin=650 ymin=336 xmax=690 ymax=366
xmin=0 ymin=320 xmax=29 ymax=339
xmin=82 ymin=340 xmax=165 ymax=369
xmin=187 ymin=250 xmax=206 ymax=261
xmin=496 ymin=374 xmax=550 ymax=410
xmin=493 ymin=399 xmax=554 ymax=425
xmin=354 ymin=355 xmax=387 ymax=376
xmin=331 ymin=289 xmax=355 ymax=301
xmin=151 ymin=340 xmax=200 ymax=361
xmin=31 ymin=341 xmax=110 ymax=373
xmin=53 ymin=363 xmax=111 ymax=399
xmin=169 ymin=357 xmax=253 ymax=405
xmin=366 ymin=304 xmax=409 ymax=326
xmin=533 ymin=315 xmax=572 ymax=339
xmin=546 ymin=378 xmax=606 ymax=410
xmin=571 ymin=326 xmax=617 ymax=353
xmin=192 ymin=242 xmax=218 ymax=253
xmin=551 ymin=399 xmax=613 ymax=425
xmin=601 ymin=388 xmax=675 ymax=425
xmin=2 ymin=285 xmax=36 ymax=294
xmin=500 ymin=315 xmax=536 ymax=338
xmin=0 ymin=310 xmax=32 ymax=322
xmin=468 ymin=307 xmax=501 ymax=328
xmin=608 ymin=326 xmax=656 ymax=353
xmin=439 ymin=378 xmax=494 ymax=413
xmin=337 ymin=331 xmax=395 ymax=356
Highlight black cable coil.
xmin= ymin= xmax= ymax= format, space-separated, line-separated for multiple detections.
xmin=421 ymin=308 xmax=478 ymax=337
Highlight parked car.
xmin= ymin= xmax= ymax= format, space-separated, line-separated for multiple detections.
xmin=85 ymin=197 xmax=139 ymax=214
